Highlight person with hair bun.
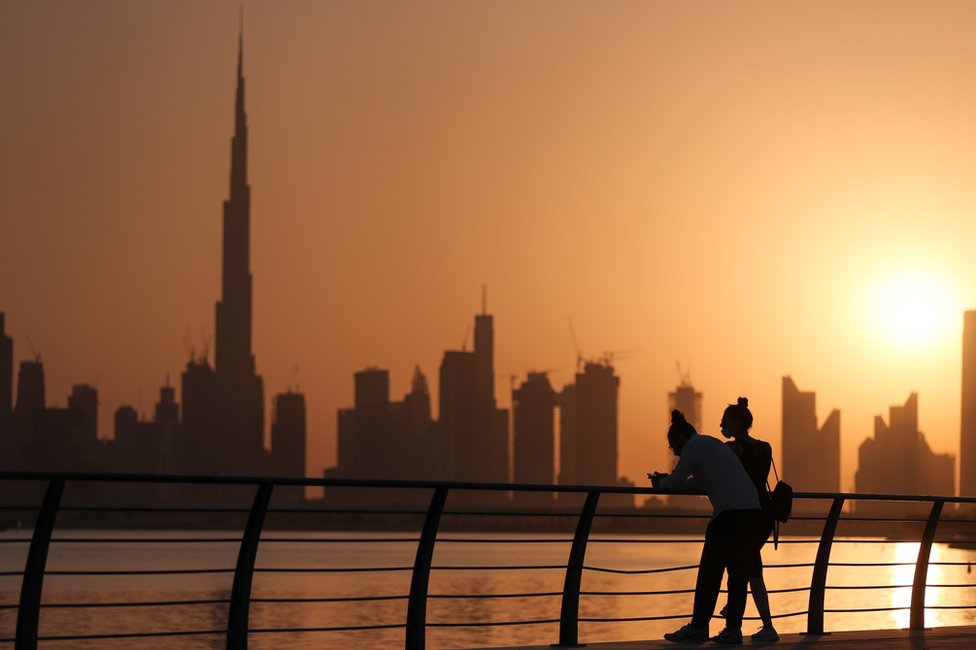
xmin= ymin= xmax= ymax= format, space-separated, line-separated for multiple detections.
xmin=648 ymin=409 xmax=763 ymax=645
xmin=719 ymin=397 xmax=779 ymax=642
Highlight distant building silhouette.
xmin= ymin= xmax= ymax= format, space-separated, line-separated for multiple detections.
xmin=0 ymin=30 xmax=314 ymax=499
xmin=154 ymin=382 xmax=181 ymax=478
xmin=112 ymin=403 xmax=168 ymax=503
xmin=324 ymin=303 xmax=507 ymax=505
xmin=561 ymin=362 xmax=618 ymax=485
xmin=13 ymin=360 xmax=45 ymax=441
xmin=559 ymin=361 xmax=632 ymax=507
xmin=669 ymin=380 xmax=702 ymax=432
xmin=438 ymin=304 xmax=509 ymax=497
xmin=345 ymin=368 xmax=394 ymax=479
xmin=782 ymin=377 xmax=840 ymax=500
xmin=326 ymin=365 xmax=435 ymax=504
xmin=172 ymin=29 xmax=267 ymax=480
xmin=512 ymin=372 xmax=556 ymax=506
xmin=439 ymin=350 xmax=478 ymax=481
xmin=114 ymin=404 xmax=155 ymax=468
xmin=180 ymin=355 xmax=218 ymax=474
xmin=208 ymin=28 xmax=265 ymax=476
xmin=0 ymin=313 xmax=12 ymax=442
xmin=855 ymin=393 xmax=954 ymax=515
xmin=68 ymin=383 xmax=99 ymax=445
xmin=394 ymin=366 xmax=436 ymax=481
xmin=270 ymin=391 xmax=306 ymax=502
xmin=960 ymin=311 xmax=976 ymax=503
xmin=557 ymin=383 xmax=577 ymax=488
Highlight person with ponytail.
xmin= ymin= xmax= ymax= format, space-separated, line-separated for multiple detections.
xmin=719 ymin=397 xmax=779 ymax=643
xmin=648 ymin=409 xmax=763 ymax=645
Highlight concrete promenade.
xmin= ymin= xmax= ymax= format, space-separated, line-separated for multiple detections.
xmin=479 ymin=625 xmax=976 ymax=649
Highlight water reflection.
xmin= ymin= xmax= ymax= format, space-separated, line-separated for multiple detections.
xmin=2 ymin=531 xmax=976 ymax=648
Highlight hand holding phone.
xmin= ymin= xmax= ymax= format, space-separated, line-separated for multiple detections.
xmin=647 ymin=471 xmax=668 ymax=488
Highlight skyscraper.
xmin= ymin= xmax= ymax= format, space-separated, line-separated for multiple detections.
xmin=782 ymin=376 xmax=840 ymax=494
xmin=513 ymin=372 xmax=556 ymax=506
xmin=439 ymin=306 xmax=509 ymax=486
xmin=559 ymin=361 xmax=619 ymax=486
xmin=215 ymin=28 xmax=256 ymax=384
xmin=855 ymin=393 xmax=954 ymax=515
xmin=668 ymin=380 xmax=702 ymax=432
xmin=14 ymin=360 xmax=45 ymax=436
xmin=190 ymin=25 xmax=265 ymax=476
xmin=67 ymin=383 xmax=99 ymax=445
xmin=0 ymin=313 xmax=12 ymax=441
xmin=439 ymin=350 xmax=478 ymax=481
xmin=559 ymin=361 xmax=630 ymax=507
xmin=154 ymin=381 xmax=181 ymax=478
xmin=960 ymin=311 xmax=976 ymax=501
xmin=327 ymin=365 xmax=435 ymax=485
xmin=271 ymin=391 xmax=307 ymax=502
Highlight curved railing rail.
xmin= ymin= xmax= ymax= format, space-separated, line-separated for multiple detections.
xmin=1 ymin=470 xmax=976 ymax=649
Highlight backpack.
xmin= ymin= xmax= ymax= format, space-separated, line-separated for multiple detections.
xmin=767 ymin=458 xmax=793 ymax=549
xmin=771 ymin=479 xmax=793 ymax=523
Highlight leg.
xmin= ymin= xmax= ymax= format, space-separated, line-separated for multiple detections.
xmin=723 ymin=511 xmax=761 ymax=630
xmin=751 ymin=516 xmax=775 ymax=628
xmin=724 ymin=553 xmax=750 ymax=629
xmin=750 ymin=575 xmax=772 ymax=627
xmin=690 ymin=517 xmax=728 ymax=629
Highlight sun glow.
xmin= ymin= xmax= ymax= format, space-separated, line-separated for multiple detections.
xmin=862 ymin=268 xmax=958 ymax=351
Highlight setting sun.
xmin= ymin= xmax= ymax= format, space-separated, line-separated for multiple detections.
xmin=862 ymin=268 xmax=958 ymax=350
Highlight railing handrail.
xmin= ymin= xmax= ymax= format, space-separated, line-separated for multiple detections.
xmin=2 ymin=470 xmax=976 ymax=504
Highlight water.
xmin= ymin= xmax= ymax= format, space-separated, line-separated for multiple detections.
xmin=2 ymin=530 xmax=976 ymax=648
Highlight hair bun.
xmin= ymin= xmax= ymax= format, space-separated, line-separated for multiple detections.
xmin=737 ymin=397 xmax=749 ymax=408
xmin=671 ymin=409 xmax=686 ymax=425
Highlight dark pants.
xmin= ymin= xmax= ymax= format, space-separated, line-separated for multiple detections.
xmin=690 ymin=509 xmax=762 ymax=630
xmin=749 ymin=511 xmax=775 ymax=579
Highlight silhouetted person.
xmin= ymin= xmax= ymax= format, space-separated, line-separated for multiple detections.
xmin=719 ymin=397 xmax=779 ymax=643
xmin=649 ymin=410 xmax=761 ymax=645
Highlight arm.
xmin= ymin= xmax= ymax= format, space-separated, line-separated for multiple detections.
xmin=659 ymin=442 xmax=700 ymax=491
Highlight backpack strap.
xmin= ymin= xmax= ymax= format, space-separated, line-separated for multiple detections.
xmin=769 ymin=454 xmax=781 ymax=550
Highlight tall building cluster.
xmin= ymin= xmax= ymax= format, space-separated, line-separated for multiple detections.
xmin=855 ymin=393 xmax=954 ymax=514
xmin=0 ymin=31 xmax=305 ymax=501
xmin=325 ymin=307 xmax=632 ymax=507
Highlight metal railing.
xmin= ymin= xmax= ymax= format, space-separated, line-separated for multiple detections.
xmin=1 ymin=470 xmax=976 ymax=649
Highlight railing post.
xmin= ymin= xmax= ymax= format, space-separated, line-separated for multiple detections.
xmin=555 ymin=490 xmax=600 ymax=648
xmin=16 ymin=478 xmax=65 ymax=650
xmin=227 ymin=482 xmax=273 ymax=650
xmin=406 ymin=486 xmax=448 ymax=650
xmin=807 ymin=496 xmax=844 ymax=635
xmin=910 ymin=499 xmax=943 ymax=631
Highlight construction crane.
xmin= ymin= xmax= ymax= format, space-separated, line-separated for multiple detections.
xmin=26 ymin=337 xmax=41 ymax=362
xmin=676 ymin=359 xmax=693 ymax=386
xmin=182 ymin=328 xmax=195 ymax=362
xmin=198 ymin=329 xmax=213 ymax=364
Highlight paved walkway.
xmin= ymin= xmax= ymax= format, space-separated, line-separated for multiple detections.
xmin=477 ymin=625 xmax=976 ymax=649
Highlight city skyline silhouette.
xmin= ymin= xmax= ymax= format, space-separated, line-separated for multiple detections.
xmin=4 ymin=2 xmax=976 ymax=493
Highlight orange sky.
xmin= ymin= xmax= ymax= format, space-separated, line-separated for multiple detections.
xmin=4 ymin=1 xmax=976 ymax=493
